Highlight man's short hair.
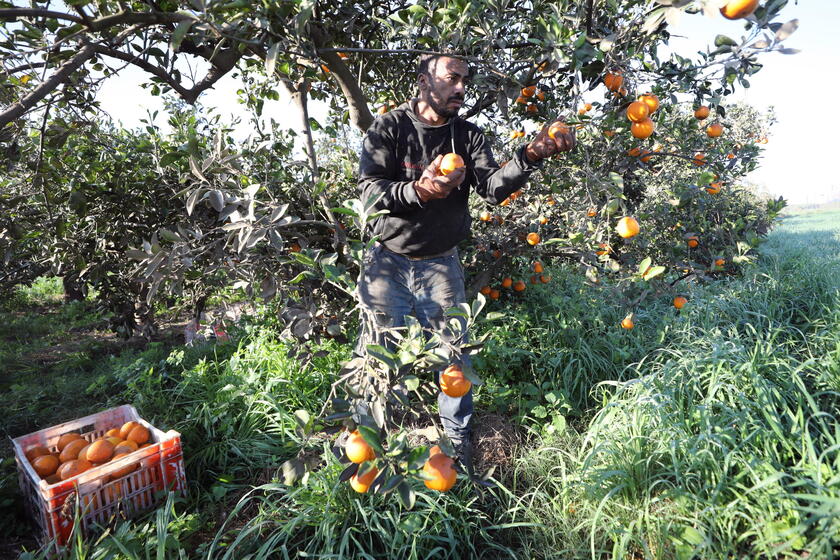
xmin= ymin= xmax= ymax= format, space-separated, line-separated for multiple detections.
xmin=416 ymin=54 xmax=470 ymax=79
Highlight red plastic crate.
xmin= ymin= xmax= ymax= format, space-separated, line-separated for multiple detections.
xmin=12 ymin=404 xmax=186 ymax=552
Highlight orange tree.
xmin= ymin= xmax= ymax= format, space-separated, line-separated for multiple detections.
xmin=1 ymin=0 xmax=797 ymax=499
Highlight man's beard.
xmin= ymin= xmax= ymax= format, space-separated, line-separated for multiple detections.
xmin=428 ymin=93 xmax=462 ymax=118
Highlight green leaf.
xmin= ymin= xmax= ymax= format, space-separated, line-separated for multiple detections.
xmin=714 ymin=34 xmax=737 ymax=47
xmin=397 ymin=481 xmax=415 ymax=509
xmin=265 ymin=42 xmax=280 ymax=76
xmin=281 ymin=459 xmax=306 ymax=485
xmin=402 ymin=375 xmax=420 ymax=391
xmin=637 ymin=257 xmax=652 ymax=275
xmin=170 ymin=20 xmax=194 ymax=52
xmin=357 ymin=425 xmax=384 ymax=456
xmin=643 ymin=266 xmax=666 ymax=281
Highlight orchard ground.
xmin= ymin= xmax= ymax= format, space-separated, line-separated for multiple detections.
xmin=2 ymin=206 xmax=839 ymax=559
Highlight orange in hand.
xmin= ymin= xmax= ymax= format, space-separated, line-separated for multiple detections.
xmin=440 ymin=153 xmax=464 ymax=175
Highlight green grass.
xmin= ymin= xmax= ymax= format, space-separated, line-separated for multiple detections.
xmin=4 ymin=209 xmax=840 ymax=559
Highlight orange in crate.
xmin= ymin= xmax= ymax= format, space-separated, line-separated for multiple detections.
xmin=12 ymin=405 xmax=186 ymax=552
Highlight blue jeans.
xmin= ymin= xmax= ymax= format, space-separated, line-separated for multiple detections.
xmin=356 ymin=243 xmax=473 ymax=441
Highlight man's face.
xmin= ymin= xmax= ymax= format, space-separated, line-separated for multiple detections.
xmin=419 ymin=57 xmax=470 ymax=118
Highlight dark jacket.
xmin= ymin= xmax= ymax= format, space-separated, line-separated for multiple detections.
xmin=358 ymin=100 xmax=541 ymax=257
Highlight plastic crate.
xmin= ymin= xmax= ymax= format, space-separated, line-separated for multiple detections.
xmin=12 ymin=404 xmax=186 ymax=551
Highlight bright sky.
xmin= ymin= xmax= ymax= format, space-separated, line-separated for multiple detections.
xmin=96 ymin=2 xmax=838 ymax=205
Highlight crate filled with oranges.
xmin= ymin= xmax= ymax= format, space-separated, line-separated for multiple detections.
xmin=11 ymin=404 xmax=186 ymax=551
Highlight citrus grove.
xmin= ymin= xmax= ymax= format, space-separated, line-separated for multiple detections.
xmin=1 ymin=0 xmax=795 ymax=522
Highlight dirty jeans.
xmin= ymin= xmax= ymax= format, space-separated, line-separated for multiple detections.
xmin=356 ymin=243 xmax=473 ymax=441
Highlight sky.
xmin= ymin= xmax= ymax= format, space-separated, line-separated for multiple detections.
xmin=95 ymin=1 xmax=839 ymax=206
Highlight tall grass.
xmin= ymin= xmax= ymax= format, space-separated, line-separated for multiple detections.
xmin=505 ymin=211 xmax=840 ymax=558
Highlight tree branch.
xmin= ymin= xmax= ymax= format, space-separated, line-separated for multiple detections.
xmin=0 ymin=43 xmax=97 ymax=128
xmin=0 ymin=8 xmax=83 ymax=25
xmin=310 ymin=25 xmax=374 ymax=132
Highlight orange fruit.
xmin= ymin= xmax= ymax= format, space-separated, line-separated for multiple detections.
xmin=727 ymin=152 xmax=735 ymax=160
xmin=621 ymin=315 xmax=635 ymax=330
xmin=720 ymin=0 xmax=759 ymax=19
xmin=105 ymin=436 xmax=123 ymax=447
xmin=44 ymin=474 xmax=61 ymax=485
xmin=694 ymin=106 xmax=710 ymax=119
xmin=538 ymin=215 xmax=548 ymax=225
xmin=533 ymin=261 xmax=544 ymax=273
xmin=627 ymin=147 xmax=642 ymax=157
xmin=513 ymin=280 xmax=526 ymax=292
xmin=349 ymin=466 xmax=379 ymax=493
xmin=126 ymin=425 xmax=150 ymax=445
xmin=706 ymin=123 xmax=723 ymax=138
xmin=501 ymin=277 xmax=513 ymax=289
xmin=77 ymin=443 xmax=92 ymax=462
xmin=492 ymin=249 xmax=502 ymax=259
xmin=440 ymin=364 xmax=471 ymax=398
xmin=440 ymin=153 xmax=465 ymax=175
xmin=109 ymin=453 xmax=139 ymax=479
xmin=540 ymin=274 xmax=551 ymax=283
xmin=526 ymin=232 xmax=540 ymax=246
xmin=289 ymin=242 xmax=301 ymax=253
xmin=687 ymin=236 xmax=699 ymax=248
xmin=706 ymin=182 xmax=722 ymax=195
xmin=86 ymin=440 xmax=115 ymax=463
xmin=480 ymin=285 xmax=492 ymax=296
xmin=639 ymin=149 xmax=654 ymax=164
xmin=603 ymin=71 xmax=623 ymax=91
xmin=673 ymin=296 xmax=688 ymax=310
xmin=521 ymin=85 xmax=536 ymax=97
xmin=32 ymin=454 xmax=60 ymax=478
xmin=630 ymin=118 xmax=655 ymax=139
xmin=479 ymin=211 xmax=491 ymax=222
xmin=536 ymin=89 xmax=546 ymax=101
xmin=423 ymin=453 xmax=457 ymax=492
xmin=59 ymin=439 xmax=88 ymax=463
xmin=547 ymin=121 xmax=569 ymax=139
xmin=489 ymin=289 xmax=500 ymax=300
xmin=58 ymin=459 xmax=92 ymax=481
xmin=603 ymin=129 xmax=616 ymax=137
xmin=57 ymin=433 xmax=84 ymax=452
xmin=345 ymin=430 xmax=376 ymax=464
xmin=526 ymin=103 xmax=538 ymax=114
xmin=587 ymin=208 xmax=598 ymax=217
xmin=596 ymin=243 xmax=612 ymax=256
xmin=530 ymin=275 xmax=539 ymax=284
xmin=625 ymin=101 xmax=650 ymax=123
xmin=105 ymin=428 xmax=121 ymax=438
xmin=715 ymin=258 xmax=726 ymax=267
xmin=692 ymin=153 xmax=706 ymax=166
xmin=616 ymin=217 xmax=640 ymax=239
xmin=515 ymin=95 xmax=528 ymax=104
xmin=119 ymin=422 xmax=139 ymax=440
xmin=546 ymin=195 xmax=556 ymax=206
xmin=638 ymin=93 xmax=659 ymax=114
xmin=113 ymin=441 xmax=139 ymax=455
xmin=25 ymin=445 xmax=51 ymax=462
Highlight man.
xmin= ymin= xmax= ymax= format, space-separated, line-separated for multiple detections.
xmin=356 ymin=54 xmax=575 ymax=471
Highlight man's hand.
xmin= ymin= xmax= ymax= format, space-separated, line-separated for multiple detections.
xmin=525 ymin=120 xmax=576 ymax=162
xmin=413 ymin=154 xmax=467 ymax=203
